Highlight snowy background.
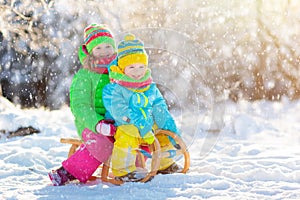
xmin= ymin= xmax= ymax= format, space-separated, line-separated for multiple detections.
xmin=1 ymin=0 xmax=300 ymax=108
xmin=1 ymin=0 xmax=300 ymax=199
xmin=1 ymin=96 xmax=300 ymax=200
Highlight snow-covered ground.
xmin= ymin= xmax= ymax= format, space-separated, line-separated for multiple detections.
xmin=0 ymin=96 xmax=299 ymax=200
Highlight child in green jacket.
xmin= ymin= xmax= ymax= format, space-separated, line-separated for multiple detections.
xmin=48 ymin=24 xmax=117 ymax=186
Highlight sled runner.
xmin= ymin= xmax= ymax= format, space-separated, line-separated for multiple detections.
xmin=60 ymin=130 xmax=190 ymax=185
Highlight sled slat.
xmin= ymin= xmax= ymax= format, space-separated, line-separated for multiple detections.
xmin=60 ymin=138 xmax=82 ymax=145
xmin=60 ymin=138 xmax=82 ymax=158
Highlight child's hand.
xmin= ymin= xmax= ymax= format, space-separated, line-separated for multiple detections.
xmin=96 ymin=119 xmax=116 ymax=136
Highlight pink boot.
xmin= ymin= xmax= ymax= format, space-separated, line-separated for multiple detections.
xmin=48 ymin=166 xmax=76 ymax=186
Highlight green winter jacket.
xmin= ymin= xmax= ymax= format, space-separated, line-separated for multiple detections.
xmin=69 ymin=68 xmax=110 ymax=139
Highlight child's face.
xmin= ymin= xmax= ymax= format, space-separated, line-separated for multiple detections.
xmin=92 ymin=43 xmax=114 ymax=58
xmin=124 ymin=63 xmax=147 ymax=80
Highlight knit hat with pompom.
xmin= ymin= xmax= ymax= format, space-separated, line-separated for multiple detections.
xmin=78 ymin=24 xmax=116 ymax=64
xmin=116 ymin=34 xmax=148 ymax=71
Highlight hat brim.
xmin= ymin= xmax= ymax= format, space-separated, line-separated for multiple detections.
xmin=118 ymin=53 xmax=148 ymax=71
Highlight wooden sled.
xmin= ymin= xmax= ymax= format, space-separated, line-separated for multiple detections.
xmin=60 ymin=130 xmax=190 ymax=185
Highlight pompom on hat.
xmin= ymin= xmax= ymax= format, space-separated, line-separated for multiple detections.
xmin=78 ymin=23 xmax=116 ymax=64
xmin=116 ymin=34 xmax=148 ymax=71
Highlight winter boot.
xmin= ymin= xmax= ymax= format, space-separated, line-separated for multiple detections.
xmin=48 ymin=166 xmax=76 ymax=186
xmin=157 ymin=162 xmax=183 ymax=175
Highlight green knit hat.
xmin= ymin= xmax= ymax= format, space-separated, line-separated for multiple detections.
xmin=78 ymin=23 xmax=116 ymax=64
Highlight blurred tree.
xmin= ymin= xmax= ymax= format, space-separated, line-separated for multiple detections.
xmin=1 ymin=0 xmax=300 ymax=110
xmin=1 ymin=0 xmax=71 ymax=108
xmin=235 ymin=0 xmax=300 ymax=101
xmin=0 ymin=0 xmax=99 ymax=109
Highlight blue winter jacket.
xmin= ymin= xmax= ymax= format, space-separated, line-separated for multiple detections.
xmin=102 ymin=83 xmax=179 ymax=138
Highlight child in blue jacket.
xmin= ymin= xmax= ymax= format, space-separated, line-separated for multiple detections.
xmin=102 ymin=34 xmax=182 ymax=182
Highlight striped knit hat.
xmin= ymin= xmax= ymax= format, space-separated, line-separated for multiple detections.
xmin=78 ymin=23 xmax=116 ymax=64
xmin=117 ymin=34 xmax=148 ymax=71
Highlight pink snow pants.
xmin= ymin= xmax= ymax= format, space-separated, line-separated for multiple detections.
xmin=62 ymin=128 xmax=114 ymax=183
xmin=62 ymin=144 xmax=100 ymax=183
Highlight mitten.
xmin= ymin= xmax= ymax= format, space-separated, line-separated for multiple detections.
xmin=142 ymin=131 xmax=155 ymax=144
xmin=95 ymin=119 xmax=116 ymax=136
